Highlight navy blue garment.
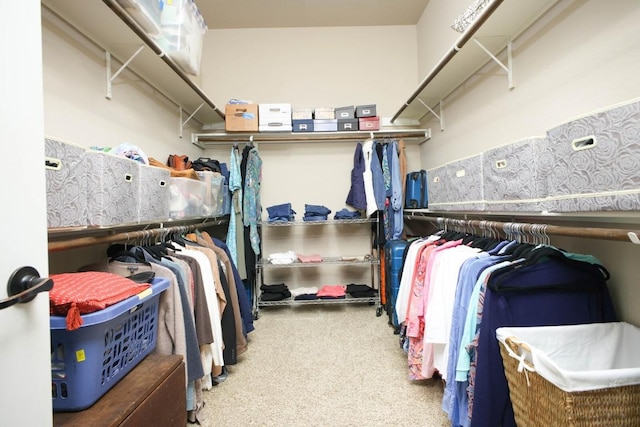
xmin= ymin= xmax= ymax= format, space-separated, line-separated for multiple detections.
xmin=346 ymin=142 xmax=367 ymax=210
xmin=212 ymin=237 xmax=255 ymax=335
xmin=334 ymin=208 xmax=361 ymax=219
xmin=303 ymin=214 xmax=328 ymax=221
xmin=469 ymin=255 xmax=616 ymax=427
xmin=304 ymin=204 xmax=331 ymax=216
xmin=267 ymin=203 xmax=295 ymax=220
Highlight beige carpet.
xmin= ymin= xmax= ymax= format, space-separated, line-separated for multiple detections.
xmin=196 ymin=304 xmax=450 ymax=426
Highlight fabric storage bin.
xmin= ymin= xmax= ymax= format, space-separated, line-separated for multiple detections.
xmin=292 ymin=119 xmax=314 ymax=132
xmin=483 ymin=136 xmax=547 ymax=212
xmin=496 ymin=323 xmax=640 ymax=427
xmin=359 ymin=117 xmax=380 ymax=131
xmin=117 ymin=0 xmax=164 ymax=36
xmin=356 ymin=104 xmax=377 ymax=118
xmin=196 ymin=171 xmax=225 ymax=216
xmin=543 ymin=98 xmax=640 ymax=212
xmin=45 ymin=137 xmax=88 ymax=228
xmin=225 ymin=103 xmax=259 ymax=132
xmin=428 ymin=154 xmax=485 ymax=211
xmin=169 ymin=177 xmax=206 ymax=219
xmin=337 ymin=119 xmax=358 ymax=131
xmin=314 ymin=107 xmax=335 ymax=120
xmin=313 ymin=119 xmax=338 ymax=132
xmin=51 ymin=278 xmax=170 ymax=412
xmin=425 ymin=164 xmax=450 ymax=210
xmin=85 ymin=151 xmax=139 ymax=227
xmin=138 ymin=163 xmax=170 ymax=222
xmin=335 ymin=105 xmax=355 ymax=119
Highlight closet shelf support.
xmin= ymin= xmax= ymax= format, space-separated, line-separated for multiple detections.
xmin=417 ymin=99 xmax=445 ymax=131
xmin=180 ymin=103 xmax=204 ymax=139
xmin=105 ymin=46 xmax=145 ymax=100
xmin=472 ymin=37 xmax=514 ymax=90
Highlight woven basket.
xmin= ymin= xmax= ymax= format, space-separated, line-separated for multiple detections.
xmin=499 ymin=336 xmax=640 ymax=426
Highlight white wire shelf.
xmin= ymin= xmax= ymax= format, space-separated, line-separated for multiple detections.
xmin=257 ymin=256 xmax=379 ymax=268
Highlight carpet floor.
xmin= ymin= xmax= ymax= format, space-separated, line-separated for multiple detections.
xmin=196 ymin=304 xmax=450 ymax=426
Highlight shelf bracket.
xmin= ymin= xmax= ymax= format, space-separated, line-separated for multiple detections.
xmin=105 ymin=45 xmax=146 ymax=100
xmin=417 ymin=98 xmax=445 ymax=131
xmin=179 ymin=103 xmax=204 ymax=139
xmin=472 ymin=37 xmax=514 ymax=90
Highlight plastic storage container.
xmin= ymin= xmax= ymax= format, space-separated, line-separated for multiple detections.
xmin=159 ymin=0 xmax=207 ymax=75
xmin=117 ymin=0 xmax=164 ymax=36
xmin=50 ymin=278 xmax=170 ymax=411
xmin=169 ymin=177 xmax=206 ymax=219
xmin=196 ymin=171 xmax=226 ymax=216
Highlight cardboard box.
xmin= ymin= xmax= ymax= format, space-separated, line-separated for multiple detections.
xmin=356 ymin=104 xmax=377 ymax=118
xmin=358 ymin=116 xmax=380 ymax=131
xmin=335 ymin=105 xmax=355 ymax=119
xmin=292 ymin=119 xmax=314 ymax=132
xmin=337 ymin=119 xmax=359 ymax=131
xmin=314 ymin=119 xmax=338 ymax=132
xmin=314 ymin=107 xmax=335 ymax=120
xmin=225 ymin=104 xmax=259 ymax=132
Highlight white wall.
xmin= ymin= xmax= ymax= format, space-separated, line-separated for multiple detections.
xmin=414 ymin=0 xmax=640 ymax=325
xmin=42 ymin=9 xmax=204 ymax=161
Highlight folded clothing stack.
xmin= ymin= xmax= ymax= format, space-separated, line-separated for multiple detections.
xmin=346 ymin=284 xmax=377 ymax=298
xmin=303 ymin=204 xmax=331 ymax=221
xmin=317 ymin=285 xmax=346 ymax=299
xmin=334 ymin=208 xmax=361 ymax=220
xmin=260 ymin=283 xmax=292 ymax=301
xmin=267 ymin=203 xmax=296 ymax=222
xmin=268 ymin=251 xmax=297 ymax=265
xmin=291 ymin=287 xmax=319 ymax=301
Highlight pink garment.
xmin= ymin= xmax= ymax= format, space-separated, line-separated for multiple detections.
xmin=316 ymin=285 xmax=346 ymax=297
xmin=297 ymin=254 xmax=323 ymax=263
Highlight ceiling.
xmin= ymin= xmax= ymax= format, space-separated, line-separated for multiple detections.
xmin=196 ymin=0 xmax=431 ymax=30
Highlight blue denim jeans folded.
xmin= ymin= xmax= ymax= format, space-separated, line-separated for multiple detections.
xmin=267 ymin=203 xmax=295 ymax=218
xmin=304 ymin=204 xmax=331 ymax=215
xmin=303 ymin=214 xmax=328 ymax=221
xmin=334 ymin=208 xmax=361 ymax=219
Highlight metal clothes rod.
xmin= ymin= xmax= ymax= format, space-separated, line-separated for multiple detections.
xmin=406 ymin=215 xmax=640 ymax=244
xmin=192 ymin=130 xmax=430 ymax=145
xmin=390 ymin=0 xmax=503 ymax=122
xmin=49 ymin=223 xmax=206 ymax=252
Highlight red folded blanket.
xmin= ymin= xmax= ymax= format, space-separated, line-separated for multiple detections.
xmin=50 ymin=272 xmax=151 ymax=331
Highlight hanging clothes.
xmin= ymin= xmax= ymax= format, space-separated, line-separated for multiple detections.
xmin=226 ymin=145 xmax=244 ymax=273
xmin=346 ymin=142 xmax=367 ymax=211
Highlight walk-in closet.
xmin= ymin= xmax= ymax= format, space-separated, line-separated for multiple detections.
xmin=2 ymin=1 xmax=640 ymax=426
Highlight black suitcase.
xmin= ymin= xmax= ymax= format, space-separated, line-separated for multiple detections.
xmin=404 ymin=170 xmax=428 ymax=209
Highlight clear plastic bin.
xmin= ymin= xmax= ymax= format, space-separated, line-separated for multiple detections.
xmin=169 ymin=177 xmax=206 ymax=219
xmin=158 ymin=0 xmax=206 ymax=75
xmin=196 ymin=171 xmax=226 ymax=216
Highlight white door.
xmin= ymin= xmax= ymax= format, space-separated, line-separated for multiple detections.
xmin=0 ymin=1 xmax=53 ymax=425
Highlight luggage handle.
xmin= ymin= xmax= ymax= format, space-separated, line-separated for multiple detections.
xmin=572 ymin=136 xmax=597 ymax=151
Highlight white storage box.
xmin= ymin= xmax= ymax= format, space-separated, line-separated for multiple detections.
xmin=45 ymin=137 xmax=88 ymax=228
xmin=196 ymin=171 xmax=226 ymax=216
xmin=85 ymin=151 xmax=140 ymax=227
xmin=138 ymin=163 xmax=170 ymax=222
xmin=159 ymin=0 xmax=206 ymax=75
xmin=169 ymin=177 xmax=206 ymax=219
xmin=259 ymin=103 xmax=292 ymax=132
xmin=543 ymin=99 xmax=640 ymax=212
xmin=483 ymin=137 xmax=547 ymax=212
xmin=117 ymin=0 xmax=164 ymax=36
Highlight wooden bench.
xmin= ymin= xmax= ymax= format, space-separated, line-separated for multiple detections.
xmin=53 ymin=354 xmax=185 ymax=427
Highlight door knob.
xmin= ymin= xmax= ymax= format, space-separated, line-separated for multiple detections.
xmin=0 ymin=266 xmax=53 ymax=310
